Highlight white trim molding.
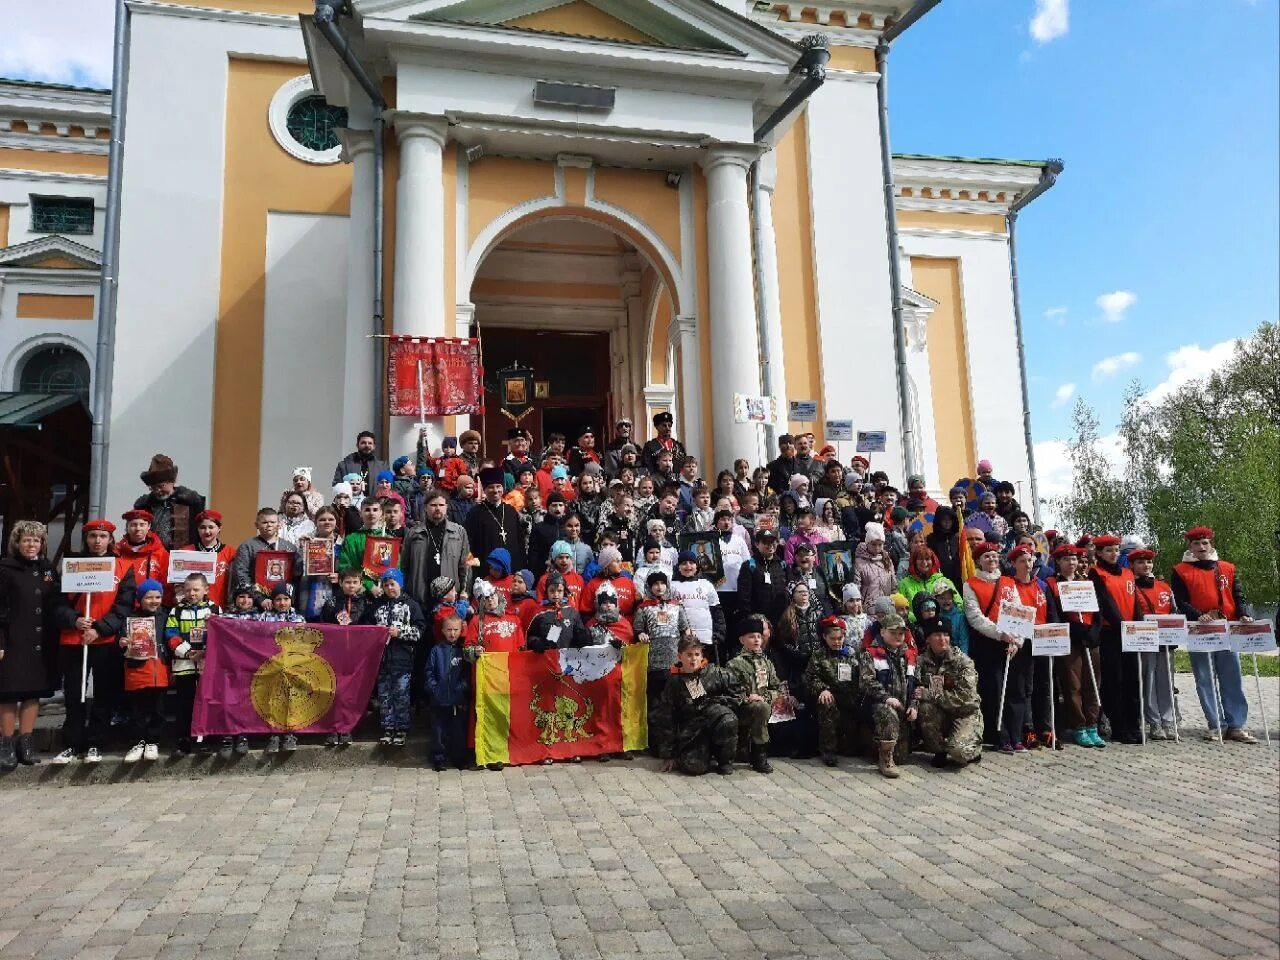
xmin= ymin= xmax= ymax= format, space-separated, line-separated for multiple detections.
xmin=268 ymin=75 xmax=344 ymax=165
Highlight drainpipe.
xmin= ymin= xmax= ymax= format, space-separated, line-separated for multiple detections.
xmin=1007 ymin=158 xmax=1064 ymax=525
xmin=875 ymin=0 xmax=942 ymax=483
xmin=751 ymin=35 xmax=829 ymax=457
xmin=313 ymin=0 xmax=386 ymax=432
xmin=89 ymin=0 xmax=129 ymax=520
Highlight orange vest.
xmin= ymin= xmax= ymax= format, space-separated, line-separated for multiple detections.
xmin=60 ymin=555 xmax=135 ymax=647
xmin=966 ymin=574 xmax=1014 ymax=620
xmin=1173 ymin=561 xmax=1237 ymax=620
xmin=1134 ymin=579 xmax=1175 ymax=617
xmin=1013 ymin=577 xmax=1048 ymax=625
xmin=1046 ymin=576 xmax=1094 ymax=626
xmin=1093 ymin=564 xmax=1136 ymax=626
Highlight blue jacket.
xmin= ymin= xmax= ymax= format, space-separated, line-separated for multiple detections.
xmin=426 ymin=642 xmax=469 ymax=706
xmin=938 ymin=604 xmax=970 ymax=655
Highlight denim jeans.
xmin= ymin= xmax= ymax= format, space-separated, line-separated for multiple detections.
xmin=1190 ymin=650 xmax=1248 ymax=730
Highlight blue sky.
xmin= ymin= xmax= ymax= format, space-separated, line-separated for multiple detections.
xmin=889 ymin=0 xmax=1279 ymax=495
xmin=5 ymin=1 xmax=1278 ymax=498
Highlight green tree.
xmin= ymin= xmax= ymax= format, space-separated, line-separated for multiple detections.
xmin=1051 ymin=397 xmax=1136 ymax=538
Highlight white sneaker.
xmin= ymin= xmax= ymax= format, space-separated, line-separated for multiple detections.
xmin=143 ymin=743 xmax=159 ymax=761
xmin=1146 ymin=723 xmax=1166 ymax=741
xmin=84 ymin=747 xmax=102 ymax=764
xmin=124 ymin=742 xmax=146 ymax=763
xmin=51 ymin=748 xmax=76 ymax=765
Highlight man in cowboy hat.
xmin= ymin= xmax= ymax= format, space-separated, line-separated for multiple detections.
xmin=133 ymin=454 xmax=205 ymax=549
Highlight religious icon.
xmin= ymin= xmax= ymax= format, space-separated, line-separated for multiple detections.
xmin=494 ymin=362 xmax=535 ymax=424
xmin=124 ymin=617 xmax=158 ymax=660
xmin=254 ymin=550 xmax=294 ymax=592
xmin=534 ymin=380 xmax=550 ymax=399
xmin=504 ymin=378 xmax=527 ymax=405
xmin=677 ymin=532 xmax=724 ymax=587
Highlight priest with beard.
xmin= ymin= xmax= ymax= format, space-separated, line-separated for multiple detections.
xmin=464 ymin=466 xmax=527 ymax=572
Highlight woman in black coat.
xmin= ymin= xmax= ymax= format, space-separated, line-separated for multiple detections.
xmin=0 ymin=520 xmax=60 ymax=769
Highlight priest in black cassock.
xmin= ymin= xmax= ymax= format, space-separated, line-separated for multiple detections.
xmin=464 ymin=465 xmax=527 ymax=571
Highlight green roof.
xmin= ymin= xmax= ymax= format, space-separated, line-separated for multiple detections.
xmin=0 ymin=77 xmax=110 ymax=95
xmin=893 ymin=153 xmax=1047 ymax=168
xmin=0 ymin=392 xmax=86 ymax=427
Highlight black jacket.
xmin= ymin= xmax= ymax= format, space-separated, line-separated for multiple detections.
xmin=133 ymin=486 xmax=206 ymax=549
xmin=0 ymin=555 xmax=59 ymax=696
xmin=527 ymin=517 xmax=565 ymax=577
xmin=736 ymin=554 xmax=789 ymax=627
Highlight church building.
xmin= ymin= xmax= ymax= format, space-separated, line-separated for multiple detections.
xmin=0 ymin=1 xmax=1058 ymax=536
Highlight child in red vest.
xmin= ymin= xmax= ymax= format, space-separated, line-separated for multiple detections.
xmin=121 ymin=579 xmax=169 ymax=763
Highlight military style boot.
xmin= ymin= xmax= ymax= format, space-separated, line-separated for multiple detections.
xmin=750 ymin=743 xmax=773 ymax=775
xmin=0 ymin=736 xmax=16 ymax=772
xmin=877 ymin=740 xmax=900 ymax=779
xmin=15 ymin=734 xmax=40 ymax=766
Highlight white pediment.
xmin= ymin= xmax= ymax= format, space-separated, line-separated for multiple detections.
xmin=0 ymin=235 xmax=101 ymax=270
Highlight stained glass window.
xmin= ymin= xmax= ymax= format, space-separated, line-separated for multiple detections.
xmin=31 ymin=196 xmax=94 ymax=235
xmin=285 ymin=96 xmax=347 ymax=153
xmin=19 ymin=346 xmax=90 ymax=396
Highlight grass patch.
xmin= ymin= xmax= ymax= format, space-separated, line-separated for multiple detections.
xmin=1174 ymin=650 xmax=1280 ymax=677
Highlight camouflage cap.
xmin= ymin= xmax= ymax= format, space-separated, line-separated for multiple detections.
xmin=881 ymin=613 xmax=907 ymax=632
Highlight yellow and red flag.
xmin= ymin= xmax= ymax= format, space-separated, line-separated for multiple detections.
xmin=475 ymin=645 xmax=648 ymax=766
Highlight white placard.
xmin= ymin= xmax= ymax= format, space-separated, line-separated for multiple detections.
xmin=1229 ymin=621 xmax=1275 ymax=654
xmin=1143 ymin=613 xmax=1187 ymax=647
xmin=856 ymin=430 xmax=887 ymax=453
xmin=733 ymin=394 xmax=778 ymax=425
xmin=1056 ymin=580 xmax=1100 ymax=613
xmin=996 ymin=600 xmax=1036 ymax=640
xmin=60 ymin=556 xmax=117 ymax=593
xmin=789 ymin=400 xmax=817 ymax=422
xmin=1186 ymin=621 xmax=1231 ymax=653
xmin=824 ymin=419 xmax=853 ymax=442
xmin=168 ymin=550 xmax=219 ymax=584
xmin=1121 ymin=621 xmax=1161 ymax=653
xmin=1031 ymin=622 xmax=1070 ymax=657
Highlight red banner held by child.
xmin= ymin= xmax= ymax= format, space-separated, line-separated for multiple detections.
xmin=387 ymin=336 xmax=484 ymax=417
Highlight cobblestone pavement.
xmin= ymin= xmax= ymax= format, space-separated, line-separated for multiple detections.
xmin=1 ymin=674 xmax=1276 ymax=960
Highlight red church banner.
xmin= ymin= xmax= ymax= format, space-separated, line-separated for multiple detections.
xmin=191 ymin=619 xmax=388 ymax=735
xmin=387 ymin=336 xmax=484 ymax=417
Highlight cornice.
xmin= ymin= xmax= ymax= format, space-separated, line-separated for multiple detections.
xmin=0 ymin=168 xmax=106 ymax=186
xmin=126 ymin=0 xmax=298 ymax=28
xmin=900 ymin=226 xmax=1008 ymax=244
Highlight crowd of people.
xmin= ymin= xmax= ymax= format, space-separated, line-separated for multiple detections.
xmin=0 ymin=414 xmax=1267 ymax=776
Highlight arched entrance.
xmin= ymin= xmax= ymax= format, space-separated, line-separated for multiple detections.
xmin=467 ymin=215 xmax=682 ymax=459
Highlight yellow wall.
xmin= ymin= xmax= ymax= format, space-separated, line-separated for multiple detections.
xmin=210 ymin=59 xmax=352 ymax=537
xmin=648 ymin=287 xmax=672 ymax=385
xmin=504 ymin=2 xmax=658 ymax=44
xmin=910 ymin=257 xmax=976 ymax=485
xmin=827 ymin=46 xmax=876 ymax=72
xmin=897 ymin=210 xmax=1007 ymax=233
xmin=16 ymin=293 xmax=95 ymax=320
xmin=0 ymin=204 xmax=8 ymax=247
xmin=771 ymin=113 xmax=824 ymax=438
xmin=468 ymin=158 xmax=556 ymax=248
xmin=592 ymin=167 xmax=682 ymax=265
xmin=0 ymin=148 xmax=108 ymax=176
xmin=692 ymin=169 xmax=714 ymax=468
xmin=32 ymin=255 xmax=85 ymax=269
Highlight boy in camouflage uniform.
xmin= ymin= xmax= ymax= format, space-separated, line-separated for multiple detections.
xmin=653 ymin=637 xmax=742 ymax=776
xmin=725 ymin=616 xmax=778 ymax=774
xmin=858 ymin=613 xmax=918 ymax=779
xmin=804 ymin=615 xmax=861 ymax=767
xmin=914 ymin=618 xmax=983 ymax=768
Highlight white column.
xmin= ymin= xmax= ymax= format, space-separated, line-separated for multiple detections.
xmin=702 ymin=145 xmax=762 ymax=468
xmin=391 ymin=114 xmax=448 ymax=457
xmin=670 ymin=314 xmax=703 ymax=463
xmin=755 ymin=153 xmax=787 ymax=428
xmin=340 ymin=127 xmax=378 ymax=444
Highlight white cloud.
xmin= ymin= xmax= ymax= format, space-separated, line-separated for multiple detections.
xmin=1 ymin=1 xmax=114 ymax=88
xmin=1045 ymin=306 xmax=1068 ymax=325
xmin=1091 ymin=351 xmax=1141 ymax=379
xmin=1095 ymin=290 xmax=1137 ymax=324
xmin=1033 ymin=431 xmax=1124 ymax=530
xmin=1142 ymin=338 xmax=1240 ymax=406
xmin=1051 ymin=383 xmax=1076 ymax=408
xmin=1030 ymin=0 xmax=1070 ymax=44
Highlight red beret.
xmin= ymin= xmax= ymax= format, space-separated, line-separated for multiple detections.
xmin=819 ymin=445 xmax=837 ymax=458
xmin=852 ymin=455 xmax=870 ymax=467
xmin=1007 ymin=545 xmax=1034 ymax=562
xmin=83 ymin=519 xmax=116 ymax=534
xmin=1044 ymin=529 xmax=1059 ymax=539
xmin=1128 ymin=548 xmax=1155 ymax=562
xmin=1051 ymin=544 xmax=1075 ymax=560
xmin=1093 ymin=535 xmax=1121 ymax=548
xmin=975 ymin=541 xmax=1002 ymax=556
xmin=122 ymin=509 xmax=154 ymax=524
xmin=194 ymin=510 xmax=223 ymax=527
xmin=1184 ymin=526 xmax=1214 ymax=541
xmin=1075 ymin=535 xmax=1093 ymax=547
xmin=820 ymin=615 xmax=846 ymax=633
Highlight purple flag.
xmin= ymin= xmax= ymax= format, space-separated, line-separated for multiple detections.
xmin=191 ymin=619 xmax=387 ymax=736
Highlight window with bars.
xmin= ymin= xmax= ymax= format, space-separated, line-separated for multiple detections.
xmin=19 ymin=346 xmax=90 ymax=396
xmin=30 ymin=196 xmax=95 ymax=235
xmin=286 ymin=95 xmax=347 ymax=153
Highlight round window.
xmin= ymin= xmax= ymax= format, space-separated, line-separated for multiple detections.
xmin=285 ymin=95 xmax=348 ymax=153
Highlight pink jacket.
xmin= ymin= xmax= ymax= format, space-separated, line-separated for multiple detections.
xmin=854 ymin=540 xmax=896 ymax=606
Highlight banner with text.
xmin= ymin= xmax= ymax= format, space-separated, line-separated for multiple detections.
xmin=387 ymin=336 xmax=484 ymax=417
